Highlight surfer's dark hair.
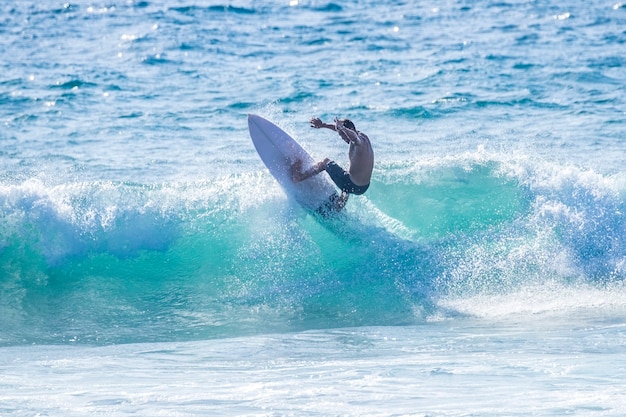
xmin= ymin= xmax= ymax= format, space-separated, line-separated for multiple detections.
xmin=342 ymin=119 xmax=356 ymax=130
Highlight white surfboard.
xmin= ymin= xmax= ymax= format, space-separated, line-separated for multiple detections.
xmin=248 ymin=114 xmax=339 ymax=214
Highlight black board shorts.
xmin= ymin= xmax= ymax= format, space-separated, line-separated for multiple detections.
xmin=325 ymin=161 xmax=369 ymax=195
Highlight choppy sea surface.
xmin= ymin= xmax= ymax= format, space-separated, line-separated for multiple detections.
xmin=1 ymin=1 xmax=625 ymax=415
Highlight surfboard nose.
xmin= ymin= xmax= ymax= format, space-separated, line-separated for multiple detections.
xmin=248 ymin=113 xmax=260 ymax=128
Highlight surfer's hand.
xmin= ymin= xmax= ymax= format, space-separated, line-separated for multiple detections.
xmin=310 ymin=117 xmax=323 ymax=129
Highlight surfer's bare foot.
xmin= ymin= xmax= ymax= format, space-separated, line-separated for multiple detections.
xmin=291 ymin=159 xmax=304 ymax=182
xmin=292 ymin=158 xmax=329 ymax=183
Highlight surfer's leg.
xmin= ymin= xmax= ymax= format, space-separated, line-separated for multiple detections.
xmin=317 ymin=191 xmax=349 ymax=216
xmin=291 ymin=158 xmax=330 ymax=183
xmin=337 ymin=191 xmax=349 ymax=210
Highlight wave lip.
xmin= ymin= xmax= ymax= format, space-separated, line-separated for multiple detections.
xmin=1 ymin=180 xmax=181 ymax=264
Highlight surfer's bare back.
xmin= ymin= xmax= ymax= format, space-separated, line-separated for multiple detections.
xmin=292 ymin=117 xmax=374 ymax=207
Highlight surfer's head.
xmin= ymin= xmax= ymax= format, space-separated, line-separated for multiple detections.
xmin=342 ymin=119 xmax=356 ymax=131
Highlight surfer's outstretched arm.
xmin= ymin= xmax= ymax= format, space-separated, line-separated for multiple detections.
xmin=310 ymin=117 xmax=336 ymax=131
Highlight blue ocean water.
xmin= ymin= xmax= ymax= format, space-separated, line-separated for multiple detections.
xmin=1 ymin=0 xmax=625 ymax=415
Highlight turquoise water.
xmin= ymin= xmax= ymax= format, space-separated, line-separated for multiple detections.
xmin=1 ymin=1 xmax=625 ymax=415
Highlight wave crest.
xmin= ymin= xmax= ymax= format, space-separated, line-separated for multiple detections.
xmin=0 ymin=155 xmax=624 ymax=345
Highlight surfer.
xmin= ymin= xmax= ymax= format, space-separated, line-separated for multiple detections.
xmin=291 ymin=117 xmax=374 ymax=210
